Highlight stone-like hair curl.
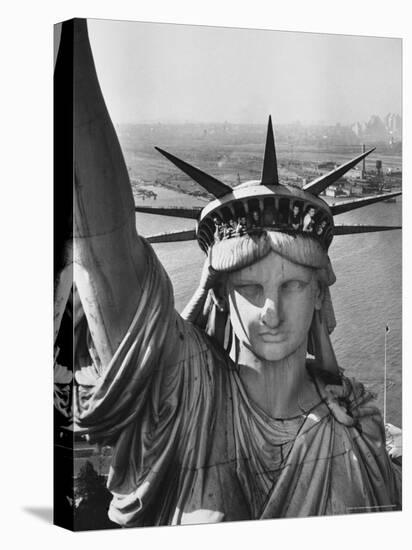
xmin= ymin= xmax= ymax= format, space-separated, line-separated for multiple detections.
xmin=209 ymin=230 xmax=335 ymax=288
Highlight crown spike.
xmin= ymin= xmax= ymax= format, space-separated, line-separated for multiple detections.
xmin=303 ymin=147 xmax=376 ymax=196
xmin=135 ymin=206 xmax=201 ymax=219
xmin=155 ymin=147 xmax=232 ymax=198
xmin=261 ymin=115 xmax=279 ymax=185
xmin=334 ymin=224 xmax=401 ymax=235
xmin=146 ymin=229 xmax=197 ymax=243
xmin=331 ymin=191 xmax=402 ymax=216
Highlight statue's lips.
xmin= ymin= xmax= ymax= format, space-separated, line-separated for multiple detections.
xmin=258 ymin=330 xmax=286 ymax=343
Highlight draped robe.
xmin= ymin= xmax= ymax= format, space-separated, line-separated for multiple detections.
xmin=75 ymin=239 xmax=401 ymax=527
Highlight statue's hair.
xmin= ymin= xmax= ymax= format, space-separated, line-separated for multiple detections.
xmin=209 ymin=231 xmax=335 ymax=287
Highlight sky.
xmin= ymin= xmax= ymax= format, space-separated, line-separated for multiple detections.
xmin=88 ymin=18 xmax=402 ymax=126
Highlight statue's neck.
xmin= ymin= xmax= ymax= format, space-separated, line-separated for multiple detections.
xmin=232 ymin=338 xmax=319 ymax=419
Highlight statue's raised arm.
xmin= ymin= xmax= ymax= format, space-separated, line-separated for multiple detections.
xmin=56 ymin=23 xmax=202 ymax=525
xmin=72 ymin=19 xmax=147 ymax=365
xmin=56 ymin=21 xmax=180 ymax=446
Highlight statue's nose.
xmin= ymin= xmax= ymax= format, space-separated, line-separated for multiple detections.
xmin=261 ymin=297 xmax=282 ymax=328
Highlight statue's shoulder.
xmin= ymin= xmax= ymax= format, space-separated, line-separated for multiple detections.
xmin=171 ymin=313 xmax=229 ymax=375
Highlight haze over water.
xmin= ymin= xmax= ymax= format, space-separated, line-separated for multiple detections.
xmin=135 ymin=200 xmax=402 ymax=427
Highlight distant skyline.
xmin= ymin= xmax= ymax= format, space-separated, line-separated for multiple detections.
xmin=88 ymin=19 xmax=402 ymax=126
xmin=113 ymin=113 xmax=401 ymax=127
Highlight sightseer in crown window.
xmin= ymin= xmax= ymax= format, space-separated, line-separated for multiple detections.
xmin=290 ymin=202 xmax=302 ymax=230
xmin=303 ymin=206 xmax=316 ymax=232
xmin=236 ymin=216 xmax=247 ymax=236
xmin=213 ymin=216 xmax=223 ymax=241
xmin=316 ymin=219 xmax=328 ymax=236
xmin=64 ymin=20 xmax=401 ymax=529
xmin=251 ymin=209 xmax=261 ymax=228
xmin=226 ymin=218 xmax=236 ymax=238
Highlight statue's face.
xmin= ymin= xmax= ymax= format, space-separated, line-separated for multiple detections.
xmin=226 ymin=251 xmax=322 ymax=362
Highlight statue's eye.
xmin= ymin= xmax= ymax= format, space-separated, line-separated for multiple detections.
xmin=235 ymin=284 xmax=262 ymax=299
xmin=281 ymin=280 xmax=308 ymax=293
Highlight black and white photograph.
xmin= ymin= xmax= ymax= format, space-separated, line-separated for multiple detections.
xmin=52 ymin=16 xmax=403 ymax=531
xmin=4 ymin=0 xmax=412 ymax=546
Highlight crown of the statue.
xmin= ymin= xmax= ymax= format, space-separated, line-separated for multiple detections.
xmin=196 ymin=178 xmax=334 ymax=251
xmin=136 ymin=116 xmax=401 ymax=251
